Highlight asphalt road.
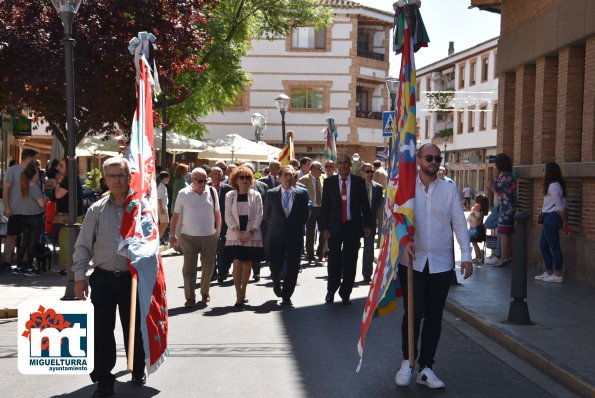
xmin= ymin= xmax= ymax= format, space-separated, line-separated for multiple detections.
xmin=0 ymin=248 xmax=577 ymax=397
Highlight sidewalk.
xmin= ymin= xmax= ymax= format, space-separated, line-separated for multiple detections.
xmin=447 ymin=261 xmax=595 ymax=398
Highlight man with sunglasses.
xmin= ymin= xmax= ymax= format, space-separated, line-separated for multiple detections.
xmin=169 ymin=168 xmax=221 ymax=307
xmin=395 ymin=143 xmax=473 ymax=389
xmin=360 ymin=163 xmax=383 ymax=283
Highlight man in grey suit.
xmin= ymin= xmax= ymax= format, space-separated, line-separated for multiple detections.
xmin=360 ymin=163 xmax=384 ymax=283
xmin=263 ymin=166 xmax=310 ymax=306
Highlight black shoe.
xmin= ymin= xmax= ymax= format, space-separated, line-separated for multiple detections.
xmin=131 ymin=373 xmax=146 ymax=386
xmin=325 ymin=292 xmax=334 ymax=304
xmin=253 ymin=274 xmax=260 ymax=282
xmin=281 ymin=298 xmax=293 ymax=306
xmin=339 ymin=292 xmax=351 ymax=305
xmin=362 ymin=277 xmax=372 ymax=284
xmin=217 ymin=274 xmax=227 ymax=284
xmin=93 ymin=380 xmax=114 ymax=397
xmin=273 ymin=281 xmax=282 ymax=298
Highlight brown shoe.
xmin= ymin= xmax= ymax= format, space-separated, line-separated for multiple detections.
xmin=201 ymin=294 xmax=210 ymax=303
xmin=184 ymin=298 xmax=196 ymax=307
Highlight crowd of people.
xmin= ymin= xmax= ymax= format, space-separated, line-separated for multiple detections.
xmin=1 ymin=144 xmax=572 ymax=394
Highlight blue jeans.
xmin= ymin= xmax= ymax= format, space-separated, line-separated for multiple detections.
xmin=539 ymin=212 xmax=563 ymax=272
xmin=484 ymin=205 xmax=501 ymax=257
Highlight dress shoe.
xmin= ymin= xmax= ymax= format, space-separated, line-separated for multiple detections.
xmin=316 ymin=256 xmax=324 ymax=263
xmin=253 ymin=274 xmax=260 ymax=282
xmin=131 ymin=373 xmax=147 ymax=386
xmin=217 ymin=274 xmax=227 ymax=284
xmin=325 ymin=292 xmax=334 ymax=304
xmin=362 ymin=277 xmax=372 ymax=284
xmin=339 ymin=293 xmax=351 ymax=305
xmin=281 ymin=298 xmax=293 ymax=306
xmin=201 ymin=294 xmax=210 ymax=303
xmin=93 ymin=381 xmax=114 ymax=396
xmin=234 ymin=302 xmax=244 ymax=308
xmin=273 ymin=282 xmax=282 ymax=297
xmin=184 ymin=298 xmax=196 ymax=307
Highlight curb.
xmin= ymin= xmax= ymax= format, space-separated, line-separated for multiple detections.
xmin=446 ymin=297 xmax=595 ymax=398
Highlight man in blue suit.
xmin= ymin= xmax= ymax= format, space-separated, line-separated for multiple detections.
xmin=319 ymin=153 xmax=372 ymax=304
xmin=263 ymin=166 xmax=310 ymax=306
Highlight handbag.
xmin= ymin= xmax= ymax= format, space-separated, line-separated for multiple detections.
xmin=469 ymin=227 xmax=480 ymax=240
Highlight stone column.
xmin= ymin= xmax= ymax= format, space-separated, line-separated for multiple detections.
xmin=514 ymin=65 xmax=535 ymax=165
xmin=497 ymin=72 xmax=516 ymax=156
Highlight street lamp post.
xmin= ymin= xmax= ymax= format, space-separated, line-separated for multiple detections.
xmin=161 ymin=92 xmax=168 ymax=169
xmin=274 ymin=93 xmax=290 ymax=146
xmin=51 ymin=0 xmax=83 ymax=300
xmin=250 ymin=112 xmax=265 ymax=143
xmin=443 ymin=139 xmax=448 ymax=167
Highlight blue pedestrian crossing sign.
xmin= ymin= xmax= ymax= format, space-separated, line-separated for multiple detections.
xmin=382 ymin=111 xmax=395 ymax=137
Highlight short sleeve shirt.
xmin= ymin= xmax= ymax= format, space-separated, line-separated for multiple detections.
xmin=4 ymin=164 xmax=25 ymax=215
xmin=20 ymin=183 xmax=44 ymax=215
xmin=157 ymin=183 xmax=168 ymax=210
xmin=174 ymin=186 xmax=220 ymax=236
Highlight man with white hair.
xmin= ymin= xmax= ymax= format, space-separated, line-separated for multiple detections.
xmin=169 ymin=168 xmax=221 ymax=306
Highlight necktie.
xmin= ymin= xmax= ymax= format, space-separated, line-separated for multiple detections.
xmin=315 ymin=178 xmax=322 ymax=206
xmin=341 ymin=177 xmax=347 ymax=223
xmin=283 ymin=189 xmax=291 ymax=217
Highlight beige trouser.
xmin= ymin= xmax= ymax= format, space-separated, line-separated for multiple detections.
xmin=179 ymin=232 xmax=219 ymax=299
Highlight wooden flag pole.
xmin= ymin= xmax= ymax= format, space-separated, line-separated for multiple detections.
xmin=407 ymin=260 xmax=415 ymax=368
xmin=127 ymin=277 xmax=138 ymax=372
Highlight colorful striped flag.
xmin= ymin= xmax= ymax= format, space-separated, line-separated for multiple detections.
xmin=356 ymin=3 xmax=426 ymax=371
xmin=120 ymin=33 xmax=168 ymax=374
xmin=278 ymin=130 xmax=295 ymax=166
xmin=323 ymin=117 xmax=338 ymax=162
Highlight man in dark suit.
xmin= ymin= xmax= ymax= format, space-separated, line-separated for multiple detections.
xmin=259 ymin=160 xmax=281 ymax=190
xmin=210 ymin=167 xmax=233 ymax=283
xmin=263 ymin=165 xmax=310 ymax=306
xmin=360 ymin=163 xmax=384 ymax=283
xmin=319 ymin=153 xmax=373 ymax=304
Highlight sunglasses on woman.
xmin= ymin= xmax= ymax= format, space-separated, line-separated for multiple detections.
xmin=239 ymin=175 xmax=251 ymax=180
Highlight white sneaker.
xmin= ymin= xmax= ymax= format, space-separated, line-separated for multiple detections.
xmin=534 ymin=272 xmax=551 ymax=281
xmin=416 ymin=367 xmax=445 ymax=389
xmin=484 ymin=256 xmax=499 ymax=265
xmin=395 ymin=360 xmax=413 ymax=386
xmin=543 ymin=274 xmax=563 ymax=283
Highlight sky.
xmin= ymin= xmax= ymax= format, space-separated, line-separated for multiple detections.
xmin=355 ymin=0 xmax=501 ymax=75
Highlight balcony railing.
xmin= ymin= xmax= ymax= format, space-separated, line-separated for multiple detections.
xmin=356 ymin=110 xmax=383 ymax=120
xmin=357 ymin=49 xmax=384 ymax=61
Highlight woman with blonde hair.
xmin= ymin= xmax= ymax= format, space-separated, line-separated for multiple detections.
xmin=224 ymin=165 xmax=264 ymax=307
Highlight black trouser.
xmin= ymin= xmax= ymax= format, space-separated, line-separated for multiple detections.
xmin=216 ymin=232 xmax=231 ymax=276
xmin=89 ymin=268 xmax=145 ymax=385
xmin=17 ymin=213 xmax=43 ymax=269
xmin=305 ymin=207 xmax=323 ymax=260
xmin=327 ymin=221 xmax=361 ymax=298
xmin=362 ymin=233 xmax=375 ymax=280
xmin=269 ymin=237 xmax=303 ymax=300
xmin=398 ymin=262 xmax=451 ymax=369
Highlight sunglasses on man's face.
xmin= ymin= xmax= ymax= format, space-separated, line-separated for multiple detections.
xmin=421 ymin=154 xmax=443 ymax=164
xmin=192 ymin=178 xmax=206 ymax=184
xmin=364 ymin=170 xmax=374 ymax=174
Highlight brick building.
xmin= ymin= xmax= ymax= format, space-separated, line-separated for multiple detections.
xmin=472 ymin=0 xmax=595 ymax=286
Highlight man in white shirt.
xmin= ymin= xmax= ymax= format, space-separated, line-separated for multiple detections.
xmin=157 ymin=171 xmax=170 ymax=243
xmin=169 ymin=168 xmax=221 ymax=307
xmin=395 ymin=143 xmax=473 ymax=389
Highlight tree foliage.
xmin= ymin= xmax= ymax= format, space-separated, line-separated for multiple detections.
xmin=0 ymin=0 xmax=218 ymax=146
xmin=161 ymin=0 xmax=334 ymax=138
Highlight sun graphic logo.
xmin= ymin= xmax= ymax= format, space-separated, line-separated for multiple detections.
xmin=18 ymin=301 xmax=94 ymax=374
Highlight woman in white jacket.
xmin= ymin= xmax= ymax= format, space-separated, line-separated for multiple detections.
xmin=224 ymin=165 xmax=264 ymax=307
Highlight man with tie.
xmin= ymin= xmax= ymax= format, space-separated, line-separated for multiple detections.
xmin=319 ymin=153 xmax=373 ymax=305
xmin=263 ymin=166 xmax=310 ymax=306
xmin=360 ymin=163 xmax=384 ymax=283
xmin=259 ymin=160 xmax=281 ymax=189
xmin=298 ymin=161 xmax=325 ymax=264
